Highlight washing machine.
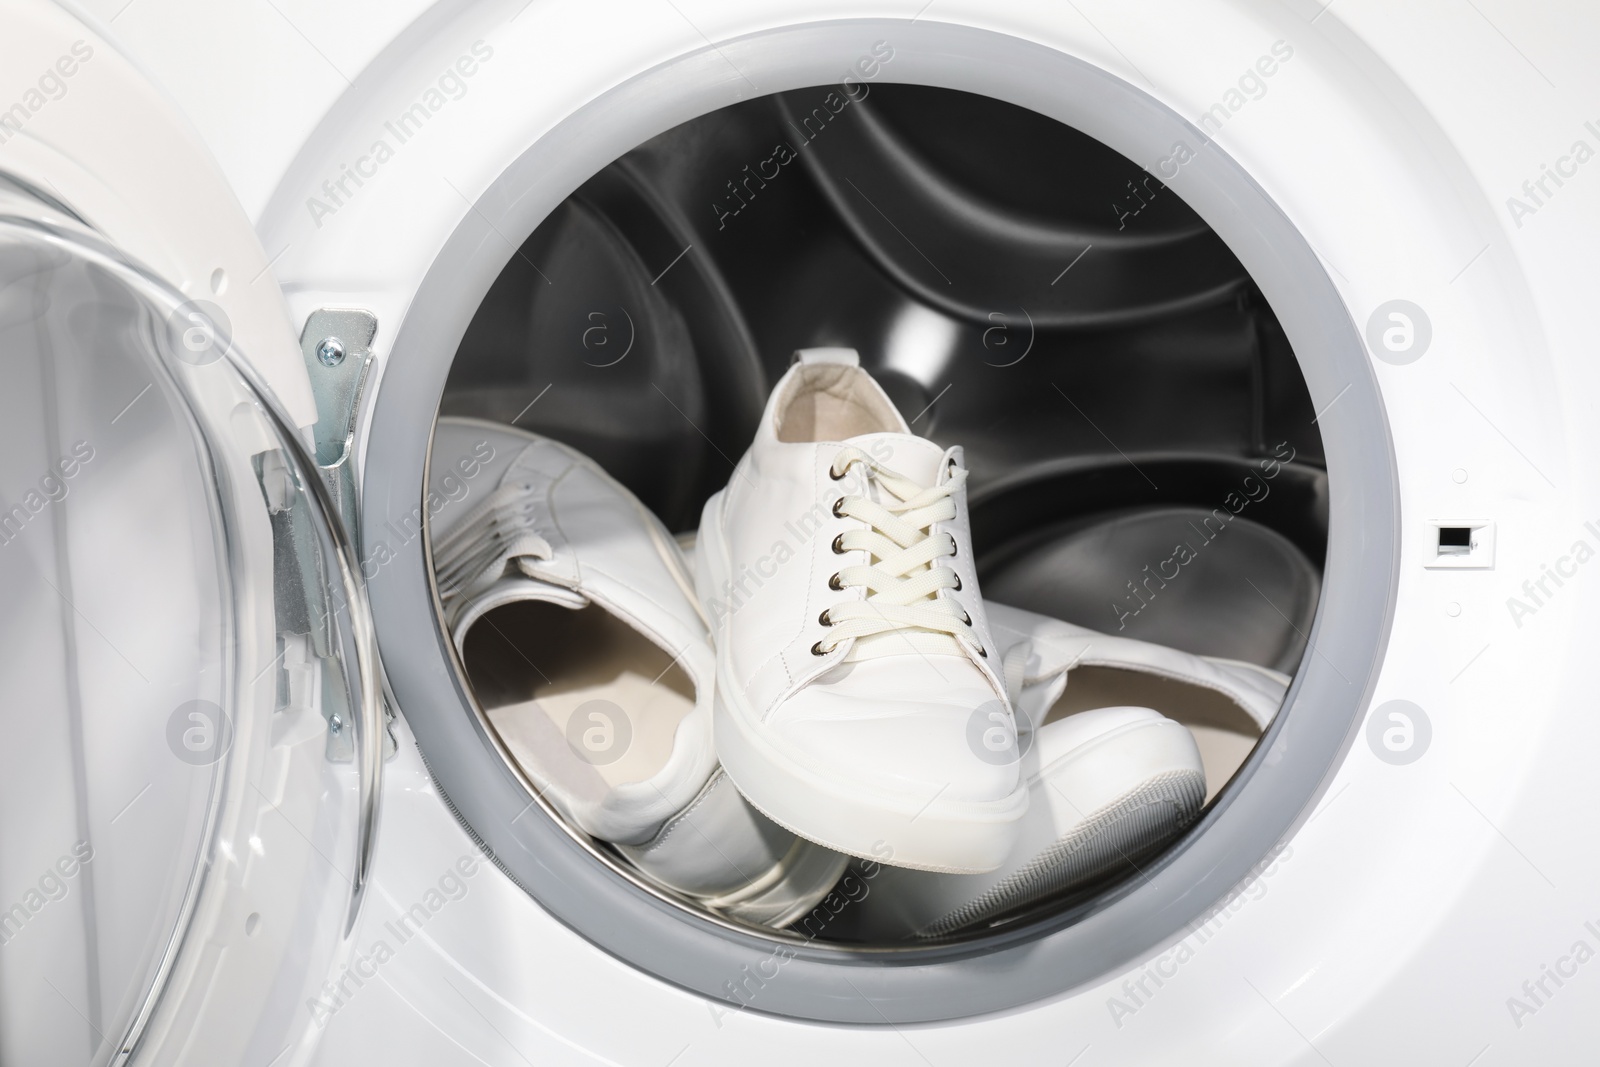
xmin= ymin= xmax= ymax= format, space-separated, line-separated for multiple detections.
xmin=4 ymin=0 xmax=1598 ymax=1063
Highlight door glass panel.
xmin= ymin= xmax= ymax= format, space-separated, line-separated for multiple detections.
xmin=0 ymin=207 xmax=378 ymax=1066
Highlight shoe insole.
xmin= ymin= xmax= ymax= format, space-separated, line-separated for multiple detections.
xmin=461 ymin=600 xmax=695 ymax=793
xmin=776 ymin=365 xmax=902 ymax=442
xmin=1042 ymin=665 xmax=1261 ymax=803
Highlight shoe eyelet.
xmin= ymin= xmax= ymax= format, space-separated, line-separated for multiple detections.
xmin=952 ymin=574 xmax=963 ymax=591
xmin=819 ymin=610 xmax=833 ymax=627
xmin=828 ymin=572 xmax=844 ymax=591
xmin=828 ymin=465 xmax=845 ymax=481
xmin=811 ymin=641 xmax=828 ymax=656
xmin=832 ymin=534 xmax=847 ymax=555
xmin=948 ymin=536 xmax=959 ymax=559
xmin=976 ymin=644 xmax=988 ymax=658
xmin=831 ymin=497 xmax=846 ymax=518
xmin=960 ymin=610 xmax=972 ymax=626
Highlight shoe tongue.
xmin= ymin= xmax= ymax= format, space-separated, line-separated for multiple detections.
xmin=845 ymin=431 xmax=946 ymax=488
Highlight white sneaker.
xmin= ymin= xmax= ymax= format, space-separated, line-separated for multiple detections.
xmin=696 ymin=349 xmax=1026 ymax=874
xmin=987 ymin=600 xmax=1288 ymax=741
xmin=429 ymin=418 xmax=847 ymax=925
xmin=851 ymin=601 xmax=1289 ymax=939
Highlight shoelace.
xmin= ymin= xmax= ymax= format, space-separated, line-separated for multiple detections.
xmin=814 ymin=445 xmax=980 ymax=662
xmin=431 ymin=446 xmax=707 ymax=629
xmin=432 ymin=480 xmax=555 ymax=612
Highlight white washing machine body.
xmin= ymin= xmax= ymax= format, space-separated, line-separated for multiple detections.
xmin=51 ymin=1 xmax=1600 ymax=1064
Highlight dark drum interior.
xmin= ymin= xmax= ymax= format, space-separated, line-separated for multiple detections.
xmin=436 ymin=82 xmax=1327 ymax=939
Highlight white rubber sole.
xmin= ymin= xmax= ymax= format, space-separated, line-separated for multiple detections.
xmin=921 ymin=716 xmax=1206 ymax=935
xmin=852 ymin=712 xmax=1207 ymax=939
xmin=696 ymin=490 xmax=1028 ymax=875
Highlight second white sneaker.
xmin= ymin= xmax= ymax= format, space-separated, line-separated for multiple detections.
xmin=849 ymin=601 xmax=1288 ymax=939
xmin=430 ymin=418 xmax=847 ymax=925
xmin=697 ymin=348 xmax=1026 ymax=873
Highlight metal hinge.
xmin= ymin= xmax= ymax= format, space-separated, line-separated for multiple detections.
xmin=298 ymin=308 xmax=378 ymax=541
xmin=296 ymin=308 xmax=397 ymax=761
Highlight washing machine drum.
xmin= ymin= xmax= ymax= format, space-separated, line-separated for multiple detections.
xmin=363 ymin=20 xmax=1394 ymax=1026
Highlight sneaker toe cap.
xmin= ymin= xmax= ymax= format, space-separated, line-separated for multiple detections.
xmin=769 ymin=666 xmax=1020 ymax=806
